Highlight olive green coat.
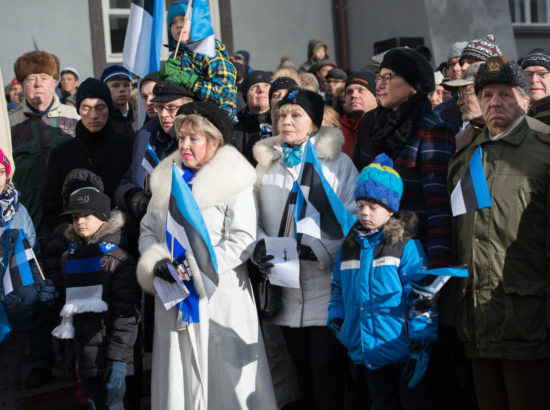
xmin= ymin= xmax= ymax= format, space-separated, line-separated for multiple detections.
xmin=445 ymin=116 xmax=550 ymax=360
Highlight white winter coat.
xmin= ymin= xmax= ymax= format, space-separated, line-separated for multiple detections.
xmin=253 ymin=127 xmax=358 ymax=327
xmin=137 ymin=145 xmax=277 ymax=410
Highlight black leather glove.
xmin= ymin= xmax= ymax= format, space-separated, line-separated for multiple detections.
xmin=153 ymin=258 xmax=176 ymax=283
xmin=250 ymin=239 xmax=274 ymax=278
xmin=129 ymin=190 xmax=150 ymax=219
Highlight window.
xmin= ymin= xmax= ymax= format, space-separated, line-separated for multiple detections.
xmin=509 ymin=0 xmax=550 ymax=24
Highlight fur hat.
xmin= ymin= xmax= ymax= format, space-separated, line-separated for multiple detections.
xmin=461 ymin=34 xmax=502 ymax=62
xmin=175 ymin=101 xmax=234 ymax=144
xmin=521 ymin=48 xmax=550 ymax=71
xmin=447 ymin=41 xmax=468 ymax=62
xmin=75 ymin=78 xmax=113 ymax=114
xmin=354 ymin=153 xmax=403 ymax=212
xmin=269 ymin=77 xmax=298 ymax=103
xmin=277 ymin=87 xmax=324 ymax=129
xmin=345 ymin=71 xmax=376 ymax=95
xmin=381 ymin=48 xmax=435 ymax=94
xmin=14 ymin=51 xmax=60 ymax=82
xmin=240 ymin=71 xmax=272 ymax=103
xmin=475 ymin=56 xmax=529 ymax=94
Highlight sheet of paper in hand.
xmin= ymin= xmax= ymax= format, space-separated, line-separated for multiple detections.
xmin=264 ymin=237 xmax=300 ymax=288
xmin=153 ymin=262 xmax=191 ymax=310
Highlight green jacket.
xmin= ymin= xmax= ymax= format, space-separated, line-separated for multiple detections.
xmin=445 ymin=116 xmax=550 ymax=360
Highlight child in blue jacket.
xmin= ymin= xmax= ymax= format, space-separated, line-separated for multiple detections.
xmin=328 ymin=154 xmax=436 ymax=410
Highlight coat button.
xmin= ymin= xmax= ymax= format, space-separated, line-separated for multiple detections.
xmin=475 ymin=289 xmax=480 ymax=294
xmin=367 ymin=364 xmax=372 ymax=368
xmin=474 ymin=238 xmax=479 ymax=243
xmin=360 ymin=307 xmax=365 ymax=312
xmin=298 ymin=300 xmax=303 ymax=305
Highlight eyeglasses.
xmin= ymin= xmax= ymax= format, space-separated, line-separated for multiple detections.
xmin=524 ymin=70 xmax=550 ymax=80
xmin=458 ymin=89 xmax=476 ymax=99
xmin=374 ymin=73 xmax=399 ymax=86
xmin=153 ymin=104 xmax=180 ymax=114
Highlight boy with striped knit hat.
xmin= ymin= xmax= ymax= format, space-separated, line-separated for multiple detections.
xmin=328 ymin=154 xmax=437 ymax=410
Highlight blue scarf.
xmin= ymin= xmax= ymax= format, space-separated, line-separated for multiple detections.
xmin=177 ymin=163 xmax=200 ymax=323
xmin=281 ymin=143 xmax=303 ymax=167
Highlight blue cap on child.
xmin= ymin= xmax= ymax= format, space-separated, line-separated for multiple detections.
xmin=354 ymin=153 xmax=403 ymax=212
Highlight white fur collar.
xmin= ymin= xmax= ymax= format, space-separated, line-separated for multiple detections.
xmin=149 ymin=144 xmax=256 ymax=212
xmin=252 ymin=126 xmax=345 ymax=170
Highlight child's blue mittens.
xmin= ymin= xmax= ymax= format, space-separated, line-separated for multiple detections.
xmin=327 ymin=318 xmax=343 ymax=340
xmin=402 ymin=340 xmax=431 ymax=388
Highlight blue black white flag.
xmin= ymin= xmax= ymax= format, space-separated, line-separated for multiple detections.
xmin=123 ymin=0 xmax=165 ymax=77
xmin=295 ymin=139 xmax=356 ymax=240
xmin=2 ymin=230 xmax=35 ymax=295
xmin=166 ymin=163 xmax=218 ymax=300
xmin=141 ymin=144 xmax=160 ymax=175
xmin=450 ymin=146 xmax=492 ymax=216
xmin=185 ymin=0 xmax=216 ymax=58
xmin=405 ymin=265 xmax=469 ymax=297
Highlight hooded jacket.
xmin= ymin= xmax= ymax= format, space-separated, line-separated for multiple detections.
xmin=61 ymin=211 xmax=140 ymax=378
xmin=253 ymin=127 xmax=358 ymax=327
xmin=328 ymin=214 xmax=427 ymax=369
xmin=298 ymin=39 xmax=329 ymax=73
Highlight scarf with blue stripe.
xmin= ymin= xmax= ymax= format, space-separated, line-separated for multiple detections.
xmin=177 ymin=163 xmax=201 ymax=323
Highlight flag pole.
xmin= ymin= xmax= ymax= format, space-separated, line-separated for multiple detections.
xmin=174 ymin=24 xmax=184 ymax=58
xmin=174 ymin=0 xmax=193 ymax=58
xmin=32 ymin=255 xmax=46 ymax=281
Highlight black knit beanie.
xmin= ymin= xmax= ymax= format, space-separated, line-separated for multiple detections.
xmin=345 ymin=71 xmax=376 ymax=95
xmin=521 ymin=48 xmax=550 ymax=70
xmin=240 ymin=70 xmax=272 ymax=103
xmin=176 ymin=101 xmax=234 ymax=144
xmin=277 ymin=87 xmax=324 ymax=129
xmin=269 ymin=77 xmax=298 ymax=103
xmin=76 ymin=78 xmax=113 ymax=114
xmin=380 ymin=48 xmax=435 ymax=95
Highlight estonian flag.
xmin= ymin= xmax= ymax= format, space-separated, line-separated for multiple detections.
xmin=185 ymin=0 xmax=216 ymax=58
xmin=450 ymin=146 xmax=492 ymax=216
xmin=2 ymin=230 xmax=35 ymax=295
xmin=166 ymin=163 xmax=218 ymax=299
xmin=294 ymin=140 xmax=356 ymax=240
xmin=122 ymin=0 xmax=165 ymax=78
xmin=141 ymin=144 xmax=160 ymax=175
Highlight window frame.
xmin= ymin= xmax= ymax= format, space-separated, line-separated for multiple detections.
xmin=510 ymin=0 xmax=550 ymax=26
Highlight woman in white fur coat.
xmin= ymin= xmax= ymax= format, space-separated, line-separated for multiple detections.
xmin=136 ymin=102 xmax=276 ymax=410
xmin=252 ymin=88 xmax=358 ymax=410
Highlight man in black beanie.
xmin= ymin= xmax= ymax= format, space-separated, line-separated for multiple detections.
xmin=43 ymin=78 xmax=133 ymax=230
xmin=232 ymin=70 xmax=273 ymax=165
xmin=522 ymin=48 xmax=550 ymax=124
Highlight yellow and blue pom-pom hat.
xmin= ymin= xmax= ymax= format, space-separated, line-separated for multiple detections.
xmin=354 ymin=153 xmax=403 ymax=212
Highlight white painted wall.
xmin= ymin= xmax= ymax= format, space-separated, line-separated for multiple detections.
xmin=0 ymin=1 xmax=94 ymax=86
xmin=229 ymin=0 xmax=337 ymax=72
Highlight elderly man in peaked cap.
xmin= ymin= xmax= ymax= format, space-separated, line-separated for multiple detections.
xmin=446 ymin=56 xmax=550 ymax=410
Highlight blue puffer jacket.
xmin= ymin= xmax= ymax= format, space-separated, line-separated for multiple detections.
xmin=328 ymin=213 xmax=429 ymax=370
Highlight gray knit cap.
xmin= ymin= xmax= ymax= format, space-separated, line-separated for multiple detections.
xmin=521 ymin=48 xmax=550 ymax=70
xmin=447 ymin=41 xmax=468 ymax=62
xmin=461 ymin=34 xmax=502 ymax=62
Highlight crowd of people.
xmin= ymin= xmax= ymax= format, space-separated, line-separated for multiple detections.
xmin=2 ymin=1 xmax=550 ymax=409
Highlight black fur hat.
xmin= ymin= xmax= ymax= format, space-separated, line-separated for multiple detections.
xmin=380 ymin=48 xmax=435 ymax=95
xmin=475 ymin=56 xmax=530 ymax=94
xmin=175 ymin=101 xmax=234 ymax=144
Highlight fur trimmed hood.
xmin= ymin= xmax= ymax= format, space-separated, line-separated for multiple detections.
xmin=346 ymin=210 xmax=418 ymax=246
xmin=252 ymin=126 xmax=345 ymax=170
xmin=64 ymin=210 xmax=125 ymax=244
xmin=149 ymin=144 xmax=256 ymax=213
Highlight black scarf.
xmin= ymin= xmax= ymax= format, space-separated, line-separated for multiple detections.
xmin=364 ymin=94 xmax=429 ymax=160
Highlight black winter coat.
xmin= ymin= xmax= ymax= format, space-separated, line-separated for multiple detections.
xmin=61 ymin=211 xmax=140 ymax=378
xmin=231 ymin=108 xmax=271 ymax=166
xmin=43 ymin=121 xmax=133 ymax=230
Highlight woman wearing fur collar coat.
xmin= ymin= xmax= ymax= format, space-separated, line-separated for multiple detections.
xmin=136 ymin=102 xmax=276 ymax=410
xmin=252 ymin=88 xmax=358 ymax=409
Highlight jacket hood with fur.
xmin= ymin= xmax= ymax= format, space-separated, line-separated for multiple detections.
xmin=64 ymin=210 xmax=125 ymax=245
